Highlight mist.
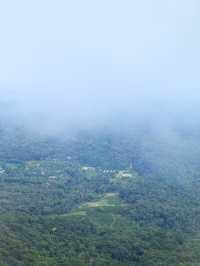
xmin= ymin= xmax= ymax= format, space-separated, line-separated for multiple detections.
xmin=0 ymin=0 xmax=200 ymax=139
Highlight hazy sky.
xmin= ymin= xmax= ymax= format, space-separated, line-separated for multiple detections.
xmin=0 ymin=0 xmax=200 ymax=132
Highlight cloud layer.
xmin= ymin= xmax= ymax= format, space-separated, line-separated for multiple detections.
xmin=0 ymin=1 xmax=200 ymax=134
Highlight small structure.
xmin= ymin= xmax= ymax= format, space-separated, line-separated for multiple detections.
xmin=118 ymin=170 xmax=133 ymax=178
xmin=82 ymin=166 xmax=95 ymax=171
xmin=48 ymin=176 xmax=57 ymax=180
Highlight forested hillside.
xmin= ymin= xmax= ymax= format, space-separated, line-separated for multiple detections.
xmin=1 ymin=126 xmax=200 ymax=265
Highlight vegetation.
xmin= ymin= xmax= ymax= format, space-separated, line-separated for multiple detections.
xmin=1 ymin=127 xmax=200 ymax=265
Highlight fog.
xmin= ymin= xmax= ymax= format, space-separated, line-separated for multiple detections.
xmin=0 ymin=1 xmax=200 ymax=136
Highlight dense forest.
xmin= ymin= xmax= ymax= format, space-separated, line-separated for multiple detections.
xmin=1 ymin=125 xmax=200 ymax=265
